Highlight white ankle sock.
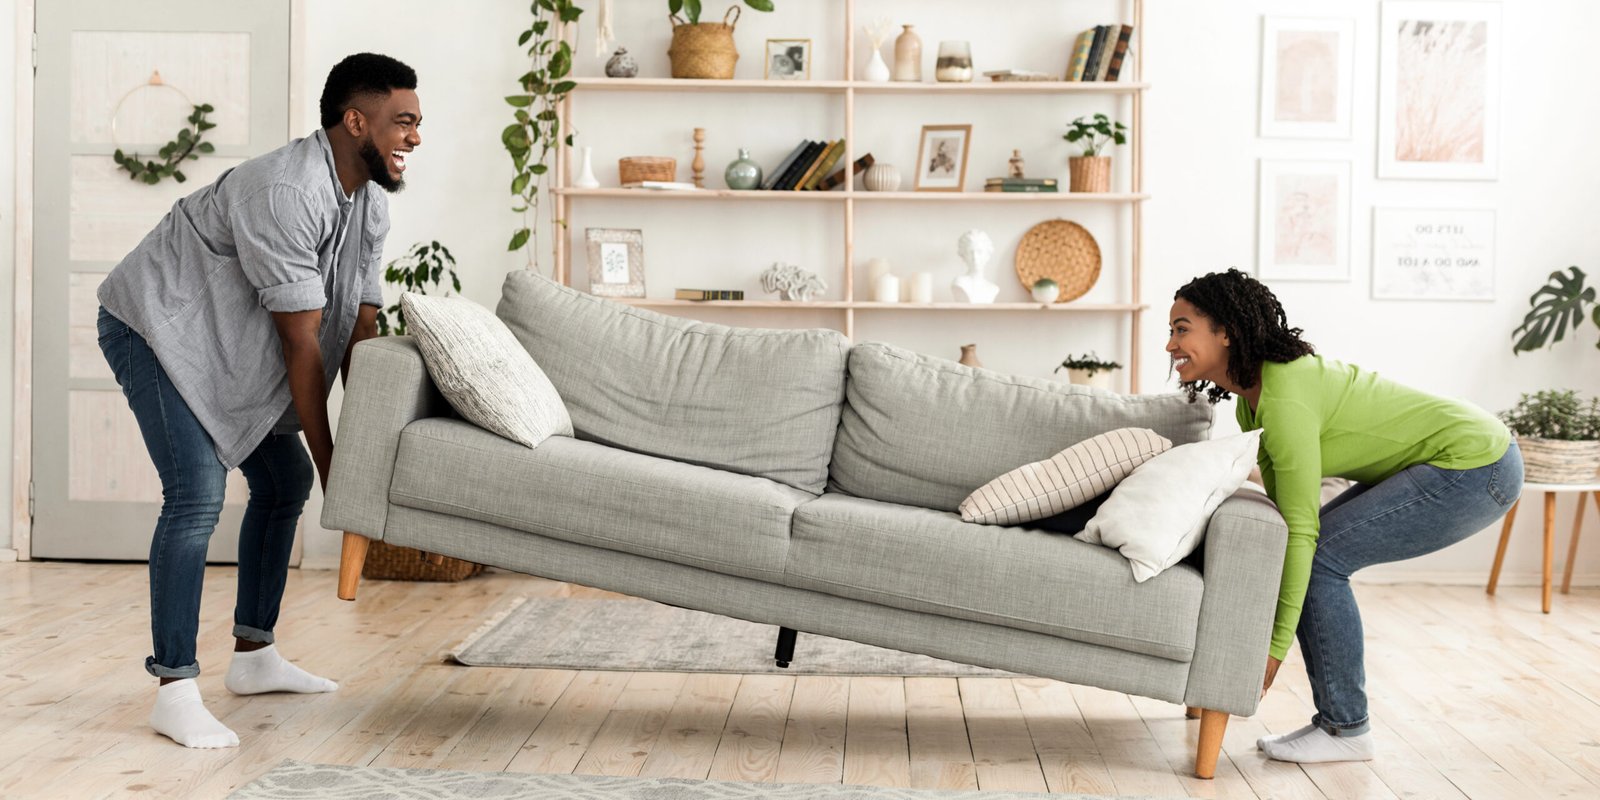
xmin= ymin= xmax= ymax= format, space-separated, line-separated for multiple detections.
xmin=1262 ymin=725 xmax=1375 ymax=763
xmin=1257 ymin=722 xmax=1319 ymax=751
xmin=150 ymin=679 xmax=239 ymax=749
xmin=223 ymin=644 xmax=338 ymax=695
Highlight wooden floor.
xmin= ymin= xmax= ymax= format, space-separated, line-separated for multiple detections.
xmin=2 ymin=563 xmax=1599 ymax=799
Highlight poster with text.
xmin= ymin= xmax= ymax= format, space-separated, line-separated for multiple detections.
xmin=1372 ymin=208 xmax=1495 ymax=300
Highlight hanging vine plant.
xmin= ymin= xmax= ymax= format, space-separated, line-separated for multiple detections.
xmin=505 ymin=0 xmax=584 ymax=272
xmin=114 ymin=103 xmax=216 ymax=185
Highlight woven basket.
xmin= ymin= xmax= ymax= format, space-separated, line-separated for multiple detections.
xmin=619 ymin=156 xmax=676 ymax=184
xmin=668 ymin=7 xmax=740 ymax=79
xmin=1014 ymin=219 xmax=1102 ymax=302
xmin=361 ymin=539 xmax=484 ymax=582
xmin=1068 ymin=156 xmax=1112 ymax=193
xmin=1519 ymin=437 xmax=1600 ymax=484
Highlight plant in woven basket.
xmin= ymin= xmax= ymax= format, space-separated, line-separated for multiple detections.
xmin=506 ymin=0 xmax=583 ymax=273
xmin=1055 ymin=352 xmax=1123 ymax=378
xmin=1063 ymin=113 xmax=1128 ymax=157
xmin=669 ymin=0 xmax=773 ymax=24
xmin=376 ymin=241 xmax=459 ymax=336
xmin=1512 ymin=266 xmax=1596 ymax=354
xmin=1500 ymin=390 xmax=1600 ymax=441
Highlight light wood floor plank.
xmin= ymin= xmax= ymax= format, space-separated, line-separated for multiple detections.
xmin=904 ymin=677 xmax=976 ymax=791
xmin=573 ymin=671 xmax=688 ymax=776
xmin=842 ymin=676 xmax=911 ymax=788
xmin=640 ymin=672 xmax=742 ymax=780
xmin=706 ymin=674 xmax=794 ymax=783
xmin=1013 ymin=678 xmax=1118 ymax=796
xmin=958 ymin=678 xmax=1047 ymax=792
xmin=772 ymin=675 xmax=847 ymax=785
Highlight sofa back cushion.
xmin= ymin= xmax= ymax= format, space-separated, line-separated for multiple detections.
xmin=829 ymin=343 xmax=1213 ymax=511
xmin=497 ymin=271 xmax=849 ymax=494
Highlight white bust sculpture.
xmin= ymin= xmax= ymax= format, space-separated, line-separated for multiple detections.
xmin=951 ymin=229 xmax=999 ymax=304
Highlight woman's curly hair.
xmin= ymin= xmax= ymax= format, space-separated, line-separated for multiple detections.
xmin=1174 ymin=268 xmax=1314 ymax=404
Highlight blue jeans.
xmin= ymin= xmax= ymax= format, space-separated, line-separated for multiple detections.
xmin=1298 ymin=441 xmax=1523 ymax=736
xmin=97 ymin=307 xmax=315 ymax=679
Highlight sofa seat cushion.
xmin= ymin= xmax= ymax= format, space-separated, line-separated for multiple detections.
xmin=784 ymin=493 xmax=1203 ymax=661
xmin=390 ymin=418 xmax=813 ymax=581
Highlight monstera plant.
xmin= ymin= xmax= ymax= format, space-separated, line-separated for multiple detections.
xmin=1512 ymin=267 xmax=1596 ymax=354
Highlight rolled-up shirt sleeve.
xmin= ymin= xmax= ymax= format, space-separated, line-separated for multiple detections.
xmin=231 ymin=184 xmax=327 ymax=313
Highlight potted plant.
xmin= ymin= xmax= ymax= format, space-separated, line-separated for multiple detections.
xmin=1512 ymin=266 xmax=1595 ymax=354
xmin=1062 ymin=113 xmax=1127 ymax=193
xmin=1055 ymin=352 xmax=1123 ymax=390
xmin=1500 ymin=390 xmax=1600 ymax=484
xmin=376 ymin=241 xmax=460 ymax=336
xmin=667 ymin=0 xmax=775 ymax=79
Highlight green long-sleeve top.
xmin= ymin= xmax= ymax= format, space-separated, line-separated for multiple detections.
xmin=1235 ymin=355 xmax=1510 ymax=661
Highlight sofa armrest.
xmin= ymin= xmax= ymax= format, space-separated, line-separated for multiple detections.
xmin=1182 ymin=488 xmax=1289 ymax=717
xmin=321 ymin=337 xmax=447 ymax=539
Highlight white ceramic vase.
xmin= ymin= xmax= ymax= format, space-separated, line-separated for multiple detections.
xmin=574 ymin=146 xmax=601 ymax=189
xmin=863 ymin=48 xmax=891 ymax=82
xmin=863 ymin=163 xmax=901 ymax=192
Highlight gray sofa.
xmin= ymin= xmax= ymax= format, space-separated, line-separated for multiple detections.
xmin=323 ymin=271 xmax=1287 ymax=778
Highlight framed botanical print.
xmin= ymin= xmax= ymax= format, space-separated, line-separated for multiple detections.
xmin=585 ymin=228 xmax=645 ymax=298
xmin=1259 ymin=16 xmax=1355 ymax=139
xmin=1257 ymin=159 xmax=1351 ymax=282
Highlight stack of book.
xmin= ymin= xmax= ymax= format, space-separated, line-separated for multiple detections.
xmin=1067 ymin=24 xmax=1135 ymax=81
xmin=675 ymin=289 xmax=745 ymax=301
xmin=763 ymin=139 xmax=874 ymax=191
xmin=985 ymin=177 xmax=1059 ymax=193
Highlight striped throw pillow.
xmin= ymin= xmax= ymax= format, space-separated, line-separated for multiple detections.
xmin=959 ymin=428 xmax=1172 ymax=526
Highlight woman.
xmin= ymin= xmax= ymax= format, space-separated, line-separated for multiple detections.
xmin=1167 ymin=269 xmax=1521 ymax=764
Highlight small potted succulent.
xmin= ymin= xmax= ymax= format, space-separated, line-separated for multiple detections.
xmin=1500 ymin=390 xmax=1600 ymax=484
xmin=1062 ymin=113 xmax=1127 ymax=193
xmin=1055 ymin=352 xmax=1122 ymax=390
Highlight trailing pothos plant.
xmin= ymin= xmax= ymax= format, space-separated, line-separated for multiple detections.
xmin=1512 ymin=266 xmax=1596 ymax=353
xmin=504 ymin=0 xmax=584 ymax=272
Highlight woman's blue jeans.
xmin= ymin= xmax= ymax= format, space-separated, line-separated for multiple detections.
xmin=1298 ymin=441 xmax=1523 ymax=736
xmin=97 ymin=307 xmax=315 ymax=679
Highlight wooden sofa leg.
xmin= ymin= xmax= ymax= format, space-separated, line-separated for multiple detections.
xmin=338 ymin=532 xmax=370 ymax=602
xmin=1195 ymin=709 xmax=1229 ymax=779
xmin=774 ymin=626 xmax=798 ymax=668
xmin=422 ymin=552 xmax=446 ymax=566
xmin=1185 ymin=705 xmax=1201 ymax=720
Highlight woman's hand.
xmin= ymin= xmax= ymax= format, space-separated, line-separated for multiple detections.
xmin=1261 ymin=655 xmax=1282 ymax=698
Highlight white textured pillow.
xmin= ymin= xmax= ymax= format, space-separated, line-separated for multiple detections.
xmin=401 ymin=292 xmax=573 ymax=448
xmin=1075 ymin=430 xmax=1261 ymax=582
xmin=960 ymin=428 xmax=1173 ymax=525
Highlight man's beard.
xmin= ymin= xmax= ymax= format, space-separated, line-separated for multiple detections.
xmin=359 ymin=137 xmax=404 ymax=193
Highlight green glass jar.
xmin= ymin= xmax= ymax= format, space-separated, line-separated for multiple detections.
xmin=725 ymin=148 xmax=763 ymax=190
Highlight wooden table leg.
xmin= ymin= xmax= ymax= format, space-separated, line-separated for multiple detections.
xmin=1543 ymin=492 xmax=1556 ymax=614
xmin=1487 ymin=498 xmax=1519 ymax=596
xmin=1563 ymin=492 xmax=1588 ymax=595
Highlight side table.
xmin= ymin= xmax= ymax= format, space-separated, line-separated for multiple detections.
xmin=1486 ymin=481 xmax=1600 ymax=613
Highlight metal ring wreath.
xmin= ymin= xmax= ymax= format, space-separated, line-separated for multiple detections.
xmin=114 ymin=102 xmax=217 ymax=185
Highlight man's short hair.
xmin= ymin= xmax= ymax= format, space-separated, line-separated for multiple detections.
xmin=319 ymin=53 xmax=417 ymax=130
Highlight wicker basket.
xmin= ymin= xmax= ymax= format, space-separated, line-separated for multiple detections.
xmin=1014 ymin=219 xmax=1102 ymax=302
xmin=619 ymin=156 xmax=677 ymax=184
xmin=1068 ymin=156 xmax=1112 ymax=193
xmin=1519 ymin=437 xmax=1600 ymax=484
xmin=361 ymin=539 xmax=484 ymax=582
xmin=668 ymin=7 xmax=740 ymax=79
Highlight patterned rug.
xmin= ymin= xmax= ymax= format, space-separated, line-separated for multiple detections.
xmin=447 ymin=597 xmax=1015 ymax=677
xmin=229 ymin=760 xmax=1177 ymax=799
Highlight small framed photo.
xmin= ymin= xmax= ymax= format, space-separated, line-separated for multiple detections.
xmin=585 ymin=228 xmax=645 ymax=298
xmin=915 ymin=124 xmax=972 ymax=192
xmin=1259 ymin=16 xmax=1355 ymax=139
xmin=765 ymin=38 xmax=812 ymax=80
xmin=1256 ymin=159 xmax=1350 ymax=282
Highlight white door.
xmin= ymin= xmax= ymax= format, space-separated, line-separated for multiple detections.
xmin=31 ymin=0 xmax=291 ymax=560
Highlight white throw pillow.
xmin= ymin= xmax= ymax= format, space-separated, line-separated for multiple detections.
xmin=401 ymin=292 xmax=573 ymax=448
xmin=960 ymin=428 xmax=1173 ymax=525
xmin=1075 ymin=430 xmax=1261 ymax=582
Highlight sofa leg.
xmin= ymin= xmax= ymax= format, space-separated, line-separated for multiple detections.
xmin=338 ymin=532 xmax=370 ymax=602
xmin=1195 ymin=709 xmax=1229 ymax=779
xmin=774 ymin=626 xmax=797 ymax=668
xmin=1185 ymin=706 xmax=1201 ymax=720
xmin=422 ymin=551 xmax=446 ymax=566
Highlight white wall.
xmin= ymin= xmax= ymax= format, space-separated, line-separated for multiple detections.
xmin=9 ymin=0 xmax=1594 ymax=583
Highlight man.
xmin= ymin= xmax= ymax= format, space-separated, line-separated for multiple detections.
xmin=94 ymin=53 xmax=421 ymax=748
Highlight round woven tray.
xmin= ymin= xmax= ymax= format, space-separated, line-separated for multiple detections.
xmin=1014 ymin=219 xmax=1101 ymax=302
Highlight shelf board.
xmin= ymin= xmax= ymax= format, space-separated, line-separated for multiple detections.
xmin=570 ymin=77 xmax=1147 ymax=94
xmin=611 ymin=298 xmax=1147 ymax=312
xmin=557 ymin=188 xmax=1148 ymax=203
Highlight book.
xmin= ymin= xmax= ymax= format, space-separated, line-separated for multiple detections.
xmin=621 ymin=180 xmax=702 ymax=191
xmin=1066 ymin=29 xmax=1095 ymax=81
xmin=1081 ymin=25 xmax=1109 ymax=81
xmin=801 ymin=139 xmax=846 ymax=190
xmin=983 ymin=184 xmax=1059 ymax=193
xmin=986 ymin=177 xmax=1058 ymax=186
xmin=774 ymin=140 xmax=824 ymax=190
xmin=793 ymin=139 xmax=840 ymax=191
xmin=761 ymin=140 xmax=811 ymax=190
xmin=675 ymin=289 xmax=745 ymax=301
xmin=1103 ymin=25 xmax=1135 ymax=81
xmin=818 ymin=152 xmax=874 ymax=191
xmin=1093 ymin=25 xmax=1121 ymax=81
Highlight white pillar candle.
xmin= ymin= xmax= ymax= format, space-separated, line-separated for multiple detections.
xmin=910 ymin=272 xmax=933 ymax=304
xmin=873 ymin=273 xmax=901 ymax=303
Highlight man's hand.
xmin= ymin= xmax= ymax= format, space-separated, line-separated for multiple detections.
xmin=272 ymin=309 xmax=334 ymax=490
xmin=1261 ymin=654 xmax=1283 ymax=699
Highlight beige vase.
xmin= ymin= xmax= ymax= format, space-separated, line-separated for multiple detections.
xmin=893 ymin=24 xmax=922 ymax=82
xmin=1068 ymin=156 xmax=1112 ymax=193
xmin=1518 ymin=437 xmax=1600 ymax=484
xmin=958 ymin=344 xmax=982 ymax=368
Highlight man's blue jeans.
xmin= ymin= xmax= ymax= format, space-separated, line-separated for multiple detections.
xmin=1298 ymin=441 xmax=1523 ymax=736
xmin=98 ymin=307 xmax=315 ymax=679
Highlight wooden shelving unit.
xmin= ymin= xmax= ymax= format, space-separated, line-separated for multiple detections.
xmin=554 ymin=0 xmax=1147 ymax=390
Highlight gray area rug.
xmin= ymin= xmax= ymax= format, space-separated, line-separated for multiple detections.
xmin=447 ymin=597 xmax=1016 ymax=677
xmin=230 ymin=760 xmax=1176 ymax=799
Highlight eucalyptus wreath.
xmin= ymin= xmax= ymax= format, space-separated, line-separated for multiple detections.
xmin=113 ymin=103 xmax=216 ymax=185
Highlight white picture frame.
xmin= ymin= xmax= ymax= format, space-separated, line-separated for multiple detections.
xmin=585 ymin=228 xmax=645 ymax=298
xmin=1371 ymin=207 xmax=1496 ymax=301
xmin=764 ymin=38 xmax=813 ymax=80
xmin=1259 ymin=16 xmax=1355 ymax=139
xmin=914 ymin=124 xmax=972 ymax=192
xmin=1378 ymin=1 xmax=1501 ymax=180
xmin=1257 ymin=159 xmax=1351 ymax=282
